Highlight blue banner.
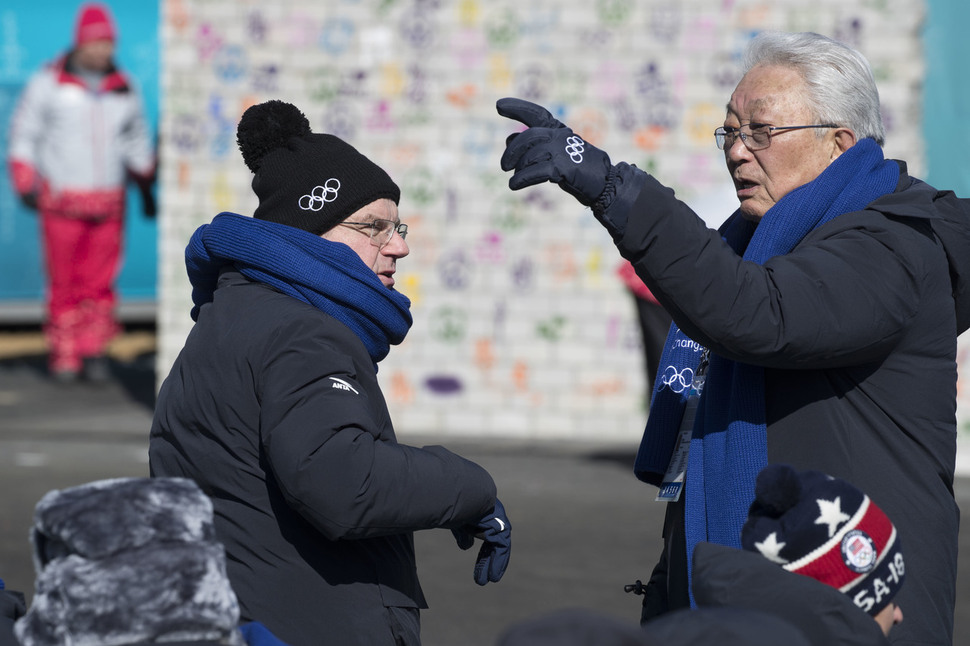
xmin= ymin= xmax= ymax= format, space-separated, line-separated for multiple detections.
xmin=0 ymin=1 xmax=159 ymax=313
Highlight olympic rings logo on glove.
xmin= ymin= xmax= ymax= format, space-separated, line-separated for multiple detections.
xmin=564 ymin=135 xmax=585 ymax=163
xmin=298 ymin=178 xmax=341 ymax=211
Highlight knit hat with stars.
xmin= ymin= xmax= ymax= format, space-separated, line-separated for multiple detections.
xmin=740 ymin=464 xmax=905 ymax=617
xmin=236 ymin=99 xmax=400 ymax=236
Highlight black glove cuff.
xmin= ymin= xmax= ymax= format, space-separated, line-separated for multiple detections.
xmin=592 ymin=166 xmax=622 ymax=216
xmin=591 ymin=162 xmax=646 ymax=242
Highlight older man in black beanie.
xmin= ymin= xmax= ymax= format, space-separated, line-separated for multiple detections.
xmin=150 ymin=100 xmax=511 ymax=646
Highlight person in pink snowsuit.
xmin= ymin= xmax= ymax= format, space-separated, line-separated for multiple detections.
xmin=7 ymin=2 xmax=155 ymax=382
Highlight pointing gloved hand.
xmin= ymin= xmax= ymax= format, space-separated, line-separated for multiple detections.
xmin=497 ymin=97 xmax=647 ymax=242
xmin=497 ymin=97 xmax=613 ymax=206
xmin=451 ymin=498 xmax=511 ymax=585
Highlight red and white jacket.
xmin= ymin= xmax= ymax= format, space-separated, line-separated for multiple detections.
xmin=7 ymin=53 xmax=154 ymax=219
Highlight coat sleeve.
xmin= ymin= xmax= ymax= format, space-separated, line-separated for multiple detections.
xmin=6 ymin=71 xmax=48 ymax=193
xmin=119 ymin=82 xmax=155 ymax=181
xmin=255 ymin=321 xmax=497 ymax=542
xmin=613 ymin=172 xmax=926 ymax=370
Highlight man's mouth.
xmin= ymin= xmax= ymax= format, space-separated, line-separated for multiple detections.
xmin=735 ymin=180 xmax=758 ymax=197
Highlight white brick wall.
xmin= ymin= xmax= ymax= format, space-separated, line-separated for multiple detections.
xmin=158 ymin=0 xmax=926 ymax=442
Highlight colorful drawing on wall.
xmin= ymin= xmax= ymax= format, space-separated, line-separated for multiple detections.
xmin=156 ymin=0 xmax=946 ymax=452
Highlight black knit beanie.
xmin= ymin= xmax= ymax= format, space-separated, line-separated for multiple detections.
xmin=237 ymin=100 xmax=400 ymax=235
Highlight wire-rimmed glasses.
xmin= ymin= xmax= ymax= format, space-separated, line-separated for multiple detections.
xmin=337 ymin=218 xmax=408 ymax=248
xmin=714 ymin=123 xmax=839 ymax=151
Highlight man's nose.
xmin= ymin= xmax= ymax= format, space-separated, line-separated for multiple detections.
xmin=726 ymin=133 xmax=752 ymax=160
xmin=384 ymin=230 xmax=409 ymax=258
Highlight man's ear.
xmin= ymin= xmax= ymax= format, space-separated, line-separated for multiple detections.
xmin=831 ymin=128 xmax=858 ymax=160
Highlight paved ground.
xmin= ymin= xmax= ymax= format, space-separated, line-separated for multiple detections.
xmin=0 ymin=329 xmax=968 ymax=645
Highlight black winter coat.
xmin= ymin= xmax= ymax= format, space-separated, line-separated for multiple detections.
xmin=614 ymin=164 xmax=970 ymax=645
xmin=150 ymin=270 xmax=497 ymax=646
xmin=0 ymin=589 xmax=25 ymax=646
xmin=691 ymin=542 xmax=890 ymax=646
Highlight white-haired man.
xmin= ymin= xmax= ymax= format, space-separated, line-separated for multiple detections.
xmin=498 ymin=31 xmax=969 ymax=644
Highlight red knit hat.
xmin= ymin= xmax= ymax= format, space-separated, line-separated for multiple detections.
xmin=74 ymin=3 xmax=116 ymax=46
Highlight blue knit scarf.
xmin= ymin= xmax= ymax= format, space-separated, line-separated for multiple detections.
xmin=185 ymin=212 xmax=412 ymax=364
xmin=633 ymin=139 xmax=899 ymax=598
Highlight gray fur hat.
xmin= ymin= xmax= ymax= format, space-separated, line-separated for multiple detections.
xmin=16 ymin=477 xmax=243 ymax=646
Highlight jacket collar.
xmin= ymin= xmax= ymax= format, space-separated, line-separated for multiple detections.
xmin=54 ymin=52 xmax=130 ymax=93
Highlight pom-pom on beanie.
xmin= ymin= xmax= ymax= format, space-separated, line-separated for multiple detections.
xmin=237 ymin=100 xmax=400 ymax=235
xmin=741 ymin=464 xmax=904 ymax=618
xmin=74 ymin=3 xmax=116 ymax=47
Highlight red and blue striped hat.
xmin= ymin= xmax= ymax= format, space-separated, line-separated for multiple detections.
xmin=741 ymin=463 xmax=904 ymax=617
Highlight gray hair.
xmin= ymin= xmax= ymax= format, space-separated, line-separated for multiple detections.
xmin=742 ymin=31 xmax=885 ymax=146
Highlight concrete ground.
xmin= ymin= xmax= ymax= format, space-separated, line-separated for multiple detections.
xmin=0 ymin=327 xmax=967 ymax=645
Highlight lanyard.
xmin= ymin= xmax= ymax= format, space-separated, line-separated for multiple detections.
xmin=656 ymin=349 xmax=709 ymax=503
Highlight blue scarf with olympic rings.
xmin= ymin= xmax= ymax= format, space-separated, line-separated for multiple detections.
xmin=632 ymin=138 xmax=899 ymax=603
xmin=185 ymin=212 xmax=412 ymax=365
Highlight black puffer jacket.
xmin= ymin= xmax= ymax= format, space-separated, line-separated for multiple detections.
xmin=612 ymin=163 xmax=970 ymax=645
xmin=0 ymin=588 xmax=25 ymax=646
xmin=151 ymin=270 xmax=497 ymax=646
xmin=691 ymin=542 xmax=890 ymax=646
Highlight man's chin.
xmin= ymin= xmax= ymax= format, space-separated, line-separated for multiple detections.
xmin=739 ymin=202 xmax=766 ymax=222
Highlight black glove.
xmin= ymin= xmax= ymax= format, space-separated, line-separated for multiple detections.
xmin=451 ymin=499 xmax=511 ymax=585
xmin=18 ymin=191 xmax=38 ymax=211
xmin=136 ymin=180 xmax=157 ymax=218
xmin=497 ymin=97 xmax=613 ymax=206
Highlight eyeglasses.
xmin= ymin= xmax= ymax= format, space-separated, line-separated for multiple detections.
xmin=714 ymin=123 xmax=839 ymax=151
xmin=337 ymin=218 xmax=408 ymax=248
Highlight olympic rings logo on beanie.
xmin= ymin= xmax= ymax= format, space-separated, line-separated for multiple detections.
xmin=842 ymin=529 xmax=877 ymax=573
xmin=299 ymin=179 xmax=341 ymax=211
xmin=741 ymin=464 xmax=905 ymax=617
